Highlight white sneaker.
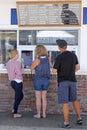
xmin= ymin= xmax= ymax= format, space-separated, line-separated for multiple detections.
xmin=13 ymin=114 xmax=22 ymax=118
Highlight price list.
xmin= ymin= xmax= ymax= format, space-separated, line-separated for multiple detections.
xmin=17 ymin=2 xmax=81 ymax=26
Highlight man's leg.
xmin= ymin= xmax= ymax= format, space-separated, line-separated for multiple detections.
xmin=62 ymin=103 xmax=69 ymax=124
xmin=58 ymin=81 xmax=71 ymax=128
xmin=72 ymin=100 xmax=81 ymax=119
xmin=72 ymin=100 xmax=83 ymax=125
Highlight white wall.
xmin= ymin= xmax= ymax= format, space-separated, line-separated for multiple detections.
xmin=79 ymin=0 xmax=87 ymax=70
xmin=0 ymin=4 xmax=11 ymax=25
xmin=82 ymin=0 xmax=87 ymax=6
xmin=80 ymin=25 xmax=87 ymax=70
xmin=0 ymin=2 xmax=16 ymax=26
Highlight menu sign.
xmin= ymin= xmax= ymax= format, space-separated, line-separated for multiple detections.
xmin=16 ymin=1 xmax=81 ymax=27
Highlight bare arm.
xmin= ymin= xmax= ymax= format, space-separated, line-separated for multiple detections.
xmin=29 ymin=58 xmax=40 ymax=70
xmin=75 ymin=64 xmax=80 ymax=72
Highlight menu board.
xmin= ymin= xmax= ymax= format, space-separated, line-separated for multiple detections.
xmin=16 ymin=1 xmax=81 ymax=27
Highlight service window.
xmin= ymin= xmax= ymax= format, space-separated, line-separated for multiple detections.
xmin=21 ymin=50 xmax=33 ymax=68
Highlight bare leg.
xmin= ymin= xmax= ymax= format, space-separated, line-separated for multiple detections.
xmin=42 ymin=91 xmax=47 ymax=118
xmin=34 ymin=91 xmax=41 ymax=118
xmin=62 ymin=103 xmax=69 ymax=124
xmin=72 ymin=100 xmax=81 ymax=119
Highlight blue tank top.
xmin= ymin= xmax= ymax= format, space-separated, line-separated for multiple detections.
xmin=35 ymin=57 xmax=50 ymax=79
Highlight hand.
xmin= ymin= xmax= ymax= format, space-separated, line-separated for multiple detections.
xmin=21 ymin=58 xmax=24 ymax=63
xmin=21 ymin=58 xmax=24 ymax=68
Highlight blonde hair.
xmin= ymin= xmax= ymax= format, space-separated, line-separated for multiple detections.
xmin=35 ymin=45 xmax=48 ymax=57
xmin=9 ymin=50 xmax=18 ymax=59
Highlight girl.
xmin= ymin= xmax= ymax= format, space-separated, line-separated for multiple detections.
xmin=6 ymin=50 xmax=24 ymax=118
xmin=30 ymin=45 xmax=50 ymax=118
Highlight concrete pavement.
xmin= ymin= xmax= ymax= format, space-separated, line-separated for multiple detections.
xmin=0 ymin=112 xmax=86 ymax=130
xmin=0 ymin=126 xmax=87 ymax=130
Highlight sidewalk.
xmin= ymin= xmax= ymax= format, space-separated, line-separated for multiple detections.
xmin=0 ymin=112 xmax=86 ymax=130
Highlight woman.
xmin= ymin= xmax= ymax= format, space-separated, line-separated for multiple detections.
xmin=6 ymin=50 xmax=24 ymax=118
xmin=30 ymin=45 xmax=50 ymax=118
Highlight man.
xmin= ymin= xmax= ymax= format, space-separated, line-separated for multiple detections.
xmin=22 ymin=51 xmax=32 ymax=68
xmin=52 ymin=39 xmax=83 ymax=128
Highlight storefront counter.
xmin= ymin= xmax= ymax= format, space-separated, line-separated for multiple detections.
xmin=0 ymin=68 xmax=87 ymax=75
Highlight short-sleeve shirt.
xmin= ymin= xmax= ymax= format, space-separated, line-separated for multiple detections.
xmin=22 ymin=53 xmax=32 ymax=67
xmin=53 ymin=51 xmax=79 ymax=82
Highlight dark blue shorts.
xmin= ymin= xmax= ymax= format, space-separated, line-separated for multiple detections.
xmin=58 ymin=81 xmax=77 ymax=104
xmin=34 ymin=78 xmax=49 ymax=91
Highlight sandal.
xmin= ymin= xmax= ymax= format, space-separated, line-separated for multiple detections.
xmin=42 ymin=115 xmax=46 ymax=118
xmin=34 ymin=114 xmax=40 ymax=119
xmin=13 ymin=114 xmax=22 ymax=118
xmin=12 ymin=109 xmax=14 ymax=113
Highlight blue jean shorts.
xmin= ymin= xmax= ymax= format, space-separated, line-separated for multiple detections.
xmin=58 ymin=81 xmax=77 ymax=104
xmin=34 ymin=77 xmax=49 ymax=91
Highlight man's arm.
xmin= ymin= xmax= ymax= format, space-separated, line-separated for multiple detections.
xmin=75 ymin=64 xmax=80 ymax=72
